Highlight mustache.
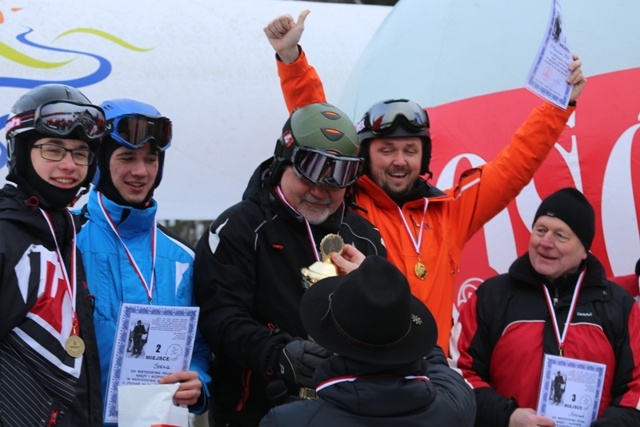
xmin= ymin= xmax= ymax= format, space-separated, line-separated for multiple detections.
xmin=301 ymin=195 xmax=331 ymax=205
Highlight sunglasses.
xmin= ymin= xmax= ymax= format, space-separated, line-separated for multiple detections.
xmin=292 ymin=147 xmax=363 ymax=188
xmin=360 ymin=99 xmax=429 ymax=135
xmin=107 ymin=114 xmax=172 ymax=151
xmin=7 ymin=100 xmax=106 ymax=141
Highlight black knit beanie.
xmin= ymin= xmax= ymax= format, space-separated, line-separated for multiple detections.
xmin=533 ymin=187 xmax=595 ymax=251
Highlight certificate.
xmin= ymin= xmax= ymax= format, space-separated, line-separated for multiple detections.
xmin=104 ymin=303 xmax=199 ymax=424
xmin=525 ymin=0 xmax=574 ymax=109
xmin=537 ymin=354 xmax=606 ymax=427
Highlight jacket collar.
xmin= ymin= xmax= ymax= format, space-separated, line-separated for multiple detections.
xmin=509 ymin=252 xmax=608 ymax=293
xmin=88 ymin=188 xmax=158 ymax=237
xmin=355 ymin=175 xmax=448 ymax=210
xmin=313 ymin=356 xmax=434 ymax=416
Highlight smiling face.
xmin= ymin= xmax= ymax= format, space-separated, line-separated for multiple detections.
xmin=528 ymin=216 xmax=587 ymax=280
xmin=279 ymin=166 xmax=346 ymax=225
xmin=109 ymin=143 xmax=159 ymax=205
xmin=367 ymin=136 xmax=422 ymax=197
xmin=30 ymin=137 xmax=89 ymax=189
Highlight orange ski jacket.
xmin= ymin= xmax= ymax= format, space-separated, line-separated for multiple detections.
xmin=276 ymin=48 xmax=576 ymax=352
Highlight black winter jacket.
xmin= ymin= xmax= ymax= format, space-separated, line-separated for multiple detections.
xmin=260 ymin=346 xmax=476 ymax=426
xmin=194 ymin=161 xmax=386 ymax=427
xmin=0 ymin=184 xmax=102 ymax=426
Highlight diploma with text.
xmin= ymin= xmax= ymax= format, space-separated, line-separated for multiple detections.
xmin=104 ymin=303 xmax=199 ymax=423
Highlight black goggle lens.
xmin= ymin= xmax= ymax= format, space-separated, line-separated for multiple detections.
xmin=110 ymin=115 xmax=172 ymax=151
xmin=293 ymin=147 xmax=362 ymax=188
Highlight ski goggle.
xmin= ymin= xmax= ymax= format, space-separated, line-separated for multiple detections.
xmin=358 ymin=99 xmax=429 ymax=136
xmin=292 ymin=147 xmax=363 ymax=188
xmin=6 ymin=100 xmax=106 ymax=141
xmin=107 ymin=114 xmax=172 ymax=151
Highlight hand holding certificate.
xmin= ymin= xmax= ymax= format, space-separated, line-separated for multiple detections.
xmin=536 ymin=354 xmax=606 ymax=427
xmin=104 ymin=303 xmax=200 ymax=424
xmin=525 ymin=0 xmax=574 ymax=108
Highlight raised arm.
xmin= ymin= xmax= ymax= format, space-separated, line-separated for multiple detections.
xmin=264 ymin=10 xmax=309 ymax=64
xmin=264 ymin=10 xmax=327 ymax=113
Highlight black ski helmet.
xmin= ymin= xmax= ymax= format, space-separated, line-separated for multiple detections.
xmin=356 ymin=99 xmax=432 ymax=176
xmin=5 ymin=84 xmax=104 ymax=190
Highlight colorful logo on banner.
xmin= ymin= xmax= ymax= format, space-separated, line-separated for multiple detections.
xmin=0 ymin=7 xmax=152 ymax=167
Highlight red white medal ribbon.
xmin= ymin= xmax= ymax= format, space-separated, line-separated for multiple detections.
xmin=397 ymin=198 xmax=428 ymax=257
xmin=541 ymin=269 xmax=586 ymax=357
xmin=39 ymin=209 xmax=78 ymax=332
xmin=98 ymin=192 xmax=157 ymax=303
xmin=275 ymin=185 xmax=320 ymax=261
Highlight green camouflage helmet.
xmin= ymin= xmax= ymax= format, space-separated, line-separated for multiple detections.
xmin=270 ymin=103 xmax=362 ymax=186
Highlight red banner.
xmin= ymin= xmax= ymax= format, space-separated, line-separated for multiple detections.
xmin=427 ymin=68 xmax=640 ymax=312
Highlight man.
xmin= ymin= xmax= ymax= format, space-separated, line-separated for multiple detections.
xmin=131 ymin=320 xmax=147 ymax=357
xmin=264 ymin=10 xmax=586 ymax=352
xmin=260 ymin=255 xmax=476 ymax=426
xmin=193 ymin=103 xmax=386 ymax=426
xmin=0 ymin=84 xmax=104 ymax=425
xmin=452 ymin=188 xmax=640 ymax=426
xmin=552 ymin=371 xmax=565 ymax=404
xmin=75 ymin=99 xmax=211 ymax=421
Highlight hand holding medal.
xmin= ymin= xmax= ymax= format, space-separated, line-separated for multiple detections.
xmin=301 ymin=234 xmax=344 ymax=289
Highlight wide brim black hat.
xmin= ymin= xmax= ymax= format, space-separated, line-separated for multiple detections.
xmin=300 ymin=255 xmax=437 ymax=365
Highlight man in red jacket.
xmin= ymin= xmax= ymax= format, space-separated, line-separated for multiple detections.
xmin=264 ymin=10 xmax=586 ymax=353
xmin=451 ymin=188 xmax=640 ymax=426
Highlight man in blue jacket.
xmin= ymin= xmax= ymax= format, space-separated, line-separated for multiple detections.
xmin=76 ymin=99 xmax=211 ymax=423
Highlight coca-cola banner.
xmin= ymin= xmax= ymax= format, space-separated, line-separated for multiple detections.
xmin=429 ymin=70 xmax=639 ymax=310
xmin=339 ymin=0 xmax=640 ymax=303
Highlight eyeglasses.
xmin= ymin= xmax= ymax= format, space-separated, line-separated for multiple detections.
xmin=33 ymin=143 xmax=95 ymax=166
xmin=7 ymin=100 xmax=106 ymax=141
xmin=107 ymin=114 xmax=172 ymax=151
xmin=359 ymin=99 xmax=429 ymax=136
xmin=292 ymin=147 xmax=363 ymax=188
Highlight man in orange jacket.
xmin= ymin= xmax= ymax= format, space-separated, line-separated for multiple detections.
xmin=264 ymin=10 xmax=586 ymax=353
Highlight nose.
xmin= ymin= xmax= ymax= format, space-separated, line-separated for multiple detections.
xmin=309 ymin=183 xmax=331 ymax=198
xmin=58 ymin=151 xmax=78 ymax=169
xmin=130 ymin=159 xmax=148 ymax=176
xmin=539 ymin=232 xmax=555 ymax=247
xmin=391 ymin=152 xmax=408 ymax=166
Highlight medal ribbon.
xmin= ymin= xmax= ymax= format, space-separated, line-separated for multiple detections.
xmin=397 ymin=198 xmax=428 ymax=257
xmin=541 ymin=269 xmax=586 ymax=357
xmin=275 ymin=185 xmax=320 ymax=261
xmin=98 ymin=192 xmax=157 ymax=303
xmin=39 ymin=209 xmax=78 ymax=333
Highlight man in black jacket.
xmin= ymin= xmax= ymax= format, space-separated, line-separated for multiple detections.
xmin=260 ymin=255 xmax=476 ymax=426
xmin=194 ymin=103 xmax=386 ymax=427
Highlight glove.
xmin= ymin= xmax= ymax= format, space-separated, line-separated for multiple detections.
xmin=278 ymin=339 xmax=331 ymax=388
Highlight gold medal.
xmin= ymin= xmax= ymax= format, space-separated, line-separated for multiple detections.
xmin=65 ymin=335 xmax=85 ymax=357
xmin=301 ymin=234 xmax=344 ymax=289
xmin=319 ymin=234 xmax=345 ymax=259
xmin=414 ymin=261 xmax=427 ymax=280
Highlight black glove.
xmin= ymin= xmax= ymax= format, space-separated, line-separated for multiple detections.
xmin=278 ymin=339 xmax=331 ymax=388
